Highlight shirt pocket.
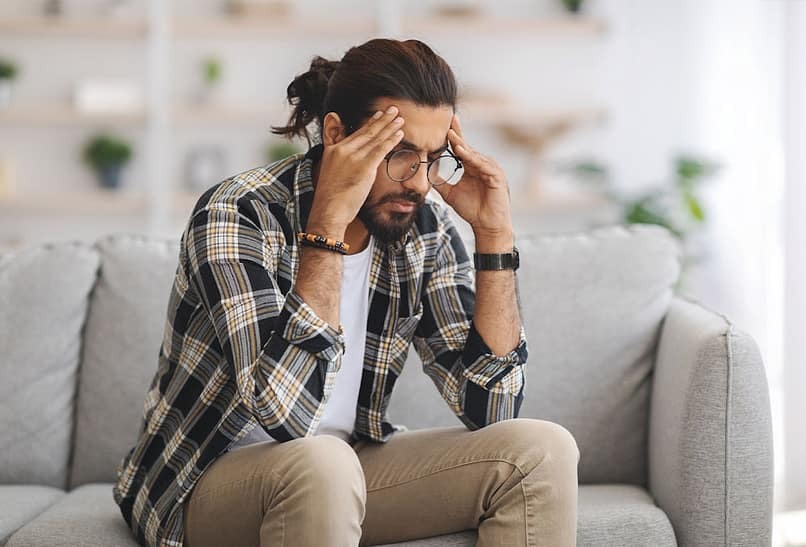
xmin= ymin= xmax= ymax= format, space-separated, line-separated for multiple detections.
xmin=390 ymin=306 xmax=423 ymax=367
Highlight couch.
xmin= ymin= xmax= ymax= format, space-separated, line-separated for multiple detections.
xmin=0 ymin=223 xmax=773 ymax=546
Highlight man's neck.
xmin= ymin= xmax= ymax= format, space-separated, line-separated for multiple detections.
xmin=311 ymin=158 xmax=371 ymax=255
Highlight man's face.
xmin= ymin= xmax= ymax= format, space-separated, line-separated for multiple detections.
xmin=357 ymin=98 xmax=454 ymax=243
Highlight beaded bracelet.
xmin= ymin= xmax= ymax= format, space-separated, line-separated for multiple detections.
xmin=297 ymin=232 xmax=350 ymax=255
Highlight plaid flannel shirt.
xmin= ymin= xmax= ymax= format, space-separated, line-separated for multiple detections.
xmin=113 ymin=143 xmax=528 ymax=547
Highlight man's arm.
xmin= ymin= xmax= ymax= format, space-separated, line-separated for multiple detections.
xmin=413 ymin=205 xmax=527 ymax=430
xmin=185 ymin=207 xmax=345 ymax=442
xmin=473 ymin=230 xmax=521 ymax=356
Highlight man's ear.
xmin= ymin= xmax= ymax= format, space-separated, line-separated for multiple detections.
xmin=322 ymin=112 xmax=346 ymax=146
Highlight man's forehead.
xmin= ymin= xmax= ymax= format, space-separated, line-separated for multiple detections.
xmin=369 ymin=98 xmax=453 ymax=154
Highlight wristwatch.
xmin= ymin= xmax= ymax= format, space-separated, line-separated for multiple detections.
xmin=473 ymin=246 xmax=520 ymax=271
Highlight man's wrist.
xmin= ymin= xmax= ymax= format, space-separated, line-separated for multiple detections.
xmin=473 ymin=228 xmax=514 ymax=253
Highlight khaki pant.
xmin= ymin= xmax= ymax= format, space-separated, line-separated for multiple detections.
xmin=183 ymin=418 xmax=580 ymax=547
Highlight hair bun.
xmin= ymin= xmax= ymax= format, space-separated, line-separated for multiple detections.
xmin=287 ymin=56 xmax=338 ymax=118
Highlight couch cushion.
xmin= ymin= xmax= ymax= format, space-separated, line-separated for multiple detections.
xmin=0 ymin=485 xmax=65 ymax=546
xmin=0 ymin=242 xmax=99 ymax=489
xmin=373 ymin=484 xmax=676 ymax=546
xmin=69 ymin=235 xmax=180 ymax=488
xmin=387 ymin=224 xmax=681 ymax=485
xmin=5 ymin=484 xmax=138 ymax=547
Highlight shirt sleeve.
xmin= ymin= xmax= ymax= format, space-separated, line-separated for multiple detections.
xmin=184 ymin=206 xmax=345 ymax=442
xmin=412 ymin=205 xmax=528 ymax=430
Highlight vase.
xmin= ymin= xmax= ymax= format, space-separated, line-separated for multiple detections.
xmin=98 ymin=165 xmax=123 ymax=189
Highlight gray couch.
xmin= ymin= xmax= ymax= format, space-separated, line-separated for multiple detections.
xmin=0 ymin=223 xmax=773 ymax=546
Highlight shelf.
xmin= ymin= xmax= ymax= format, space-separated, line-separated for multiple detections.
xmin=0 ymin=17 xmax=148 ymax=38
xmin=457 ymin=102 xmax=606 ymax=128
xmin=0 ymin=191 xmax=150 ymax=214
xmin=401 ymin=15 xmax=606 ymax=36
xmin=170 ymin=103 xmax=604 ymax=131
xmin=0 ymin=104 xmax=147 ymax=127
xmin=173 ymin=104 xmax=285 ymax=126
xmin=172 ymin=16 xmax=376 ymax=37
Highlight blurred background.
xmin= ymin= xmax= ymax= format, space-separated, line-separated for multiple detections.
xmin=0 ymin=0 xmax=803 ymax=543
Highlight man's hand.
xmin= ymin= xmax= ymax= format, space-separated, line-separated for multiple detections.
xmin=307 ymin=106 xmax=405 ymax=237
xmin=433 ymin=113 xmax=514 ymax=250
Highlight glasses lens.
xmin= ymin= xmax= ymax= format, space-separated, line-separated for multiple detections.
xmin=428 ymin=155 xmax=462 ymax=186
xmin=387 ymin=149 xmax=420 ymax=181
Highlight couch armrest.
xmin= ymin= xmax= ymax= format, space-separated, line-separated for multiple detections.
xmin=648 ymin=295 xmax=774 ymax=547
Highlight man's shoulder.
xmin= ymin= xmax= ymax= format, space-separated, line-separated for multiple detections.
xmin=188 ymin=153 xmax=306 ymax=222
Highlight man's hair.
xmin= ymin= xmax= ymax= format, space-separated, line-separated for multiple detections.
xmin=270 ymin=38 xmax=458 ymax=148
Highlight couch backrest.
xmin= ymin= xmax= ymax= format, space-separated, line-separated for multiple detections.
xmin=68 ymin=235 xmax=179 ymax=488
xmin=2 ymin=223 xmax=680 ymax=489
xmin=387 ymin=224 xmax=681 ymax=486
xmin=0 ymin=242 xmax=99 ymax=489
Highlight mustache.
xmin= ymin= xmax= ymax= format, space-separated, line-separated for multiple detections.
xmin=377 ymin=190 xmax=425 ymax=207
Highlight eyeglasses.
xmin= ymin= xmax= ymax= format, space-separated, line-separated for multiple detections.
xmin=383 ymin=147 xmax=463 ymax=187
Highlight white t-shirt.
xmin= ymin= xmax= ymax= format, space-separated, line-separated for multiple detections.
xmin=229 ymin=237 xmax=374 ymax=450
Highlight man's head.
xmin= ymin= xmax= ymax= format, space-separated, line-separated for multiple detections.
xmin=271 ymin=39 xmax=459 ymax=243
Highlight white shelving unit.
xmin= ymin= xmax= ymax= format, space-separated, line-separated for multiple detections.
xmin=0 ymin=1 xmax=609 ymax=251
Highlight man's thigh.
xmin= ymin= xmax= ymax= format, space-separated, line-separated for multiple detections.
xmin=183 ymin=435 xmax=365 ymax=547
xmin=353 ymin=418 xmax=576 ymax=546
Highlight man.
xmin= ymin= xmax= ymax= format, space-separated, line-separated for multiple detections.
xmin=115 ymin=39 xmax=579 ymax=547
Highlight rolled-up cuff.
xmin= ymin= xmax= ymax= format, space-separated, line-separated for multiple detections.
xmin=461 ymin=322 xmax=527 ymax=390
xmin=280 ymin=291 xmax=345 ymax=361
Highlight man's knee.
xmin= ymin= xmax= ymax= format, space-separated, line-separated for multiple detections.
xmin=278 ymin=435 xmax=366 ymax=502
xmin=486 ymin=418 xmax=580 ymax=470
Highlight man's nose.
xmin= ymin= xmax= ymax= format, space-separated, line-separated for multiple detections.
xmin=401 ymin=161 xmax=431 ymax=196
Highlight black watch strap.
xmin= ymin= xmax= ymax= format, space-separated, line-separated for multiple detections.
xmin=473 ymin=246 xmax=519 ymax=271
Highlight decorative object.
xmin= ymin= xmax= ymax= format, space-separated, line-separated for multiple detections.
xmin=0 ymin=58 xmax=19 ymax=109
xmin=433 ymin=1 xmax=482 ymax=18
xmin=82 ymin=134 xmax=133 ymax=189
xmin=560 ymin=0 xmax=585 ymax=14
xmin=226 ymin=0 xmax=291 ymax=18
xmin=74 ymin=79 xmax=143 ymax=114
xmin=184 ymin=146 xmax=227 ymax=192
xmin=42 ymin=0 xmax=64 ymax=17
xmin=195 ymin=56 xmax=223 ymax=104
xmin=265 ymin=141 xmax=303 ymax=163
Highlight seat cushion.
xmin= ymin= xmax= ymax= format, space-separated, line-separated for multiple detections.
xmin=0 ymin=242 xmax=99 ymax=489
xmin=69 ymin=235 xmax=180 ymax=488
xmin=373 ymin=484 xmax=676 ymax=546
xmin=387 ymin=224 xmax=681 ymax=485
xmin=5 ymin=484 xmax=138 ymax=547
xmin=0 ymin=485 xmax=65 ymax=546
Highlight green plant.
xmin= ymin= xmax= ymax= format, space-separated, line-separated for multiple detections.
xmin=202 ymin=56 xmax=222 ymax=86
xmin=0 ymin=59 xmax=18 ymax=80
xmin=83 ymin=135 xmax=133 ymax=170
xmin=566 ymin=154 xmax=719 ymax=293
xmin=265 ymin=141 xmax=303 ymax=163
xmin=567 ymin=154 xmax=719 ymax=239
xmin=560 ymin=0 xmax=584 ymax=14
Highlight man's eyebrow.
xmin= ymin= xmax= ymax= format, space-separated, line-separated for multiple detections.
xmin=397 ymin=138 xmax=449 ymax=156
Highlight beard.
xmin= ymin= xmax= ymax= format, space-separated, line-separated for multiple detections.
xmin=357 ymin=189 xmax=425 ymax=244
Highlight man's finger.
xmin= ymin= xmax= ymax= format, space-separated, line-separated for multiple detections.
xmin=344 ymin=106 xmax=401 ymax=151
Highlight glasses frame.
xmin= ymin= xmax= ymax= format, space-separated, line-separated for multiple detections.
xmin=382 ymin=147 xmax=464 ymax=187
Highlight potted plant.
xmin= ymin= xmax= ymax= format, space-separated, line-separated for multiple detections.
xmin=0 ymin=58 xmax=19 ymax=108
xmin=565 ymin=154 xmax=720 ymax=291
xmin=196 ymin=55 xmax=223 ymax=104
xmin=560 ymin=0 xmax=584 ymax=14
xmin=82 ymin=134 xmax=133 ymax=189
